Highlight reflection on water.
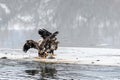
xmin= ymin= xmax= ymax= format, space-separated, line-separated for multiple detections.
xmin=0 ymin=59 xmax=120 ymax=80
xmin=25 ymin=63 xmax=57 ymax=79
xmin=25 ymin=70 xmax=39 ymax=76
xmin=41 ymin=66 xmax=57 ymax=79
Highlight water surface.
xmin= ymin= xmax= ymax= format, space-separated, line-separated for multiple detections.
xmin=0 ymin=58 xmax=120 ymax=80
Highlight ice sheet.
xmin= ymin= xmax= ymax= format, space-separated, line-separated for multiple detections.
xmin=0 ymin=47 xmax=120 ymax=66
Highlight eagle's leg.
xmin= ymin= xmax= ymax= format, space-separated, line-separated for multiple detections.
xmin=38 ymin=52 xmax=41 ymax=57
xmin=38 ymin=51 xmax=48 ymax=59
xmin=44 ymin=52 xmax=48 ymax=58
xmin=51 ymin=50 xmax=54 ymax=55
xmin=50 ymin=50 xmax=56 ymax=57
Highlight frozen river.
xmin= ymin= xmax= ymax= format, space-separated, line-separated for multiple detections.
xmin=0 ymin=0 xmax=120 ymax=79
xmin=0 ymin=47 xmax=120 ymax=80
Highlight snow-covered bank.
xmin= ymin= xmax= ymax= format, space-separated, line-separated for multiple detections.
xmin=0 ymin=47 xmax=120 ymax=66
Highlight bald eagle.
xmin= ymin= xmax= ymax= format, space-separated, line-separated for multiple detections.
xmin=23 ymin=29 xmax=59 ymax=58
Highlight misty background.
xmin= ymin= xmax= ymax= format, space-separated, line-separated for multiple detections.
xmin=0 ymin=0 xmax=120 ymax=49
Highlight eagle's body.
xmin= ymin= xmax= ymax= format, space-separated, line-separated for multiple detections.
xmin=23 ymin=29 xmax=59 ymax=58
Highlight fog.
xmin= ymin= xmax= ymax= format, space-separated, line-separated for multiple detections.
xmin=0 ymin=0 xmax=120 ymax=48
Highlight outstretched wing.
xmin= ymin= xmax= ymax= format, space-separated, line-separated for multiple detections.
xmin=23 ymin=40 xmax=39 ymax=53
xmin=23 ymin=42 xmax=31 ymax=53
xmin=38 ymin=29 xmax=52 ymax=39
xmin=43 ymin=31 xmax=59 ymax=51
xmin=50 ymin=31 xmax=59 ymax=39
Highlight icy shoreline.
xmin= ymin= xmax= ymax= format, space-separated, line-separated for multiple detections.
xmin=0 ymin=47 xmax=120 ymax=66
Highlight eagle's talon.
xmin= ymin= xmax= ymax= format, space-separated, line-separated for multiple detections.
xmin=52 ymin=54 xmax=57 ymax=56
